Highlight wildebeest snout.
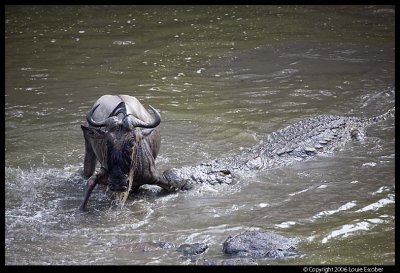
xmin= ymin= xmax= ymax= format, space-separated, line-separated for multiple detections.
xmin=108 ymin=174 xmax=129 ymax=192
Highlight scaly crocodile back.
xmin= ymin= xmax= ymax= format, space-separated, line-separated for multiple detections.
xmin=245 ymin=107 xmax=395 ymax=169
xmin=163 ymin=107 xmax=395 ymax=187
xmin=362 ymin=107 xmax=395 ymax=126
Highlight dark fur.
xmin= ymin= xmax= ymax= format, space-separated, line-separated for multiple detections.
xmin=106 ymin=127 xmax=134 ymax=182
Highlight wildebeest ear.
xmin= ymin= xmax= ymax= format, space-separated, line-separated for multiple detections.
xmin=81 ymin=125 xmax=106 ymax=139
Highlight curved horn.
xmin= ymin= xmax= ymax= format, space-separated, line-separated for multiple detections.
xmin=124 ymin=105 xmax=161 ymax=129
xmin=86 ymin=104 xmax=121 ymax=128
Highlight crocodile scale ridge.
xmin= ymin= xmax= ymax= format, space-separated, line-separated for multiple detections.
xmin=162 ymin=107 xmax=395 ymax=189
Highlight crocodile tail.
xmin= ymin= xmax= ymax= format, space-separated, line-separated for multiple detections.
xmin=362 ymin=107 xmax=395 ymax=125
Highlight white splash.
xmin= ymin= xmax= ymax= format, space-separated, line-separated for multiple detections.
xmin=313 ymin=201 xmax=357 ymax=219
xmin=355 ymin=195 xmax=395 ymax=213
xmin=371 ymin=186 xmax=391 ymax=195
xmin=321 ymin=221 xmax=371 ymax=244
xmin=275 ymin=221 xmax=296 ymax=228
xmin=288 ymin=188 xmax=309 ymax=196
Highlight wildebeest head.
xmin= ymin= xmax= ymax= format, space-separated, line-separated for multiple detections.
xmin=83 ymin=102 xmax=160 ymax=192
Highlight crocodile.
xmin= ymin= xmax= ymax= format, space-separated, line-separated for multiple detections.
xmin=162 ymin=107 xmax=395 ymax=190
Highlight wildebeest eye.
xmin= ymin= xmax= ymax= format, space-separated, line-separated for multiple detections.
xmin=126 ymin=138 xmax=136 ymax=152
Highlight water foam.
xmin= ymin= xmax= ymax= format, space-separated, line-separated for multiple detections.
xmin=312 ymin=201 xmax=357 ymax=219
xmin=355 ymin=194 xmax=395 ymax=213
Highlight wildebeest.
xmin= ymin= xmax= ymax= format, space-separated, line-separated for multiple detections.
xmin=79 ymin=95 xmax=179 ymax=211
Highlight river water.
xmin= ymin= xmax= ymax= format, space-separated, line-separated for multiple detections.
xmin=5 ymin=5 xmax=395 ymax=265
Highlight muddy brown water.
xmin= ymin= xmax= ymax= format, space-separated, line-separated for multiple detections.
xmin=5 ymin=5 xmax=394 ymax=265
